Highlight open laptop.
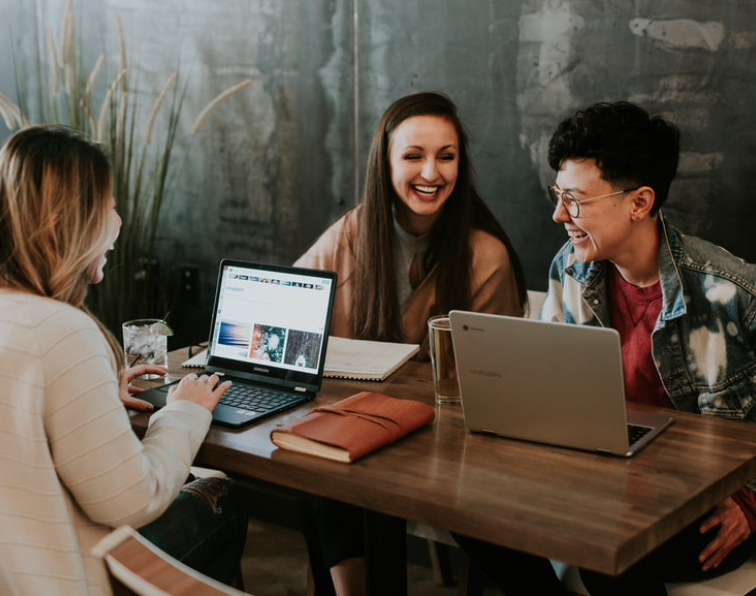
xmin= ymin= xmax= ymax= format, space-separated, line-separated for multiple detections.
xmin=448 ymin=311 xmax=673 ymax=457
xmin=137 ymin=259 xmax=337 ymax=427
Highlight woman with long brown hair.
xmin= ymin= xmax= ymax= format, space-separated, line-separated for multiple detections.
xmin=296 ymin=91 xmax=527 ymax=595
xmin=298 ymin=91 xmax=526 ymax=355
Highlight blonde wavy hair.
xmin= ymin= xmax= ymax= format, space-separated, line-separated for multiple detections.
xmin=0 ymin=125 xmax=124 ymax=367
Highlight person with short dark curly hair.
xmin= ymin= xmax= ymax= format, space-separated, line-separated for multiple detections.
xmin=454 ymin=101 xmax=756 ymax=596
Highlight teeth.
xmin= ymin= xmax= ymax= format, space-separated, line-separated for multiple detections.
xmin=568 ymin=230 xmax=587 ymax=239
xmin=414 ymin=185 xmax=438 ymax=195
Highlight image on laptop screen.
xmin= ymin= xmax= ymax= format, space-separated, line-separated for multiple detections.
xmin=206 ymin=261 xmax=336 ymax=390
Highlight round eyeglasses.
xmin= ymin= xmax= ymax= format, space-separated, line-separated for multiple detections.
xmin=547 ymin=186 xmax=639 ymax=218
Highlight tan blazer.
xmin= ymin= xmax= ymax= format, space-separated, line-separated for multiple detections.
xmin=295 ymin=205 xmax=524 ymax=360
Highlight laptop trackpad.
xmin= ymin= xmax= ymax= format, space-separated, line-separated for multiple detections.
xmin=137 ymin=382 xmax=175 ymax=410
xmin=211 ymin=403 xmax=261 ymax=426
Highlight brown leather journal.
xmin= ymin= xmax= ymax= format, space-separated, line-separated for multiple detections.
xmin=270 ymin=391 xmax=436 ymax=463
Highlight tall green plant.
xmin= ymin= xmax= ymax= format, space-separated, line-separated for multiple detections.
xmin=0 ymin=1 xmax=251 ymax=335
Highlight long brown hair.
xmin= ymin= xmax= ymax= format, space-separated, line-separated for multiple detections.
xmin=0 ymin=125 xmax=124 ymax=366
xmin=350 ymin=91 xmax=527 ymax=341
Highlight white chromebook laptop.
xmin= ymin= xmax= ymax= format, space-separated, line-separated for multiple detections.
xmin=449 ymin=311 xmax=673 ymax=457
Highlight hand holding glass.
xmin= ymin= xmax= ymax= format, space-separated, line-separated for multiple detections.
xmin=122 ymin=318 xmax=171 ymax=379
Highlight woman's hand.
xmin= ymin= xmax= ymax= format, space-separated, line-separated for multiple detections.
xmin=166 ymin=373 xmax=232 ymax=412
xmin=119 ymin=364 xmax=168 ymax=412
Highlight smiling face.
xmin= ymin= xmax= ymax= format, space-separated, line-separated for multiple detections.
xmin=552 ymin=158 xmax=638 ymax=265
xmin=87 ymin=194 xmax=122 ymax=284
xmin=388 ymin=115 xmax=459 ymax=236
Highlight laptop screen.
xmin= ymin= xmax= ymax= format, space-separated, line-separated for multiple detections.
xmin=205 ymin=260 xmax=337 ymax=390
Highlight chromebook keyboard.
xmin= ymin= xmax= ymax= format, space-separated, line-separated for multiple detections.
xmin=628 ymin=424 xmax=652 ymax=446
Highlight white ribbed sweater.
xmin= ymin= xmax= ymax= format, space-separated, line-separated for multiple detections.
xmin=0 ymin=289 xmax=212 ymax=595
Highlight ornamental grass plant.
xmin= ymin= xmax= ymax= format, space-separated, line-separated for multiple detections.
xmin=0 ymin=0 xmax=251 ymax=335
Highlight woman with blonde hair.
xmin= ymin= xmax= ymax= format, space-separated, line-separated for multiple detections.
xmin=0 ymin=125 xmax=248 ymax=595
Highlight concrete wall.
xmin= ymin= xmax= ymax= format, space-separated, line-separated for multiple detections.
xmin=1 ymin=0 xmax=755 ymax=338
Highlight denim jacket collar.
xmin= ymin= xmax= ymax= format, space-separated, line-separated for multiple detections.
xmin=563 ymin=211 xmax=687 ymax=326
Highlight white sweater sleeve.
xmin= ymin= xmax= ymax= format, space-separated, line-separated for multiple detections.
xmin=42 ymin=308 xmax=212 ymax=528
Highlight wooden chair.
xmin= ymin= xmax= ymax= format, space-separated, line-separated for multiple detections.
xmin=561 ymin=555 xmax=756 ymax=596
xmin=92 ymin=525 xmax=251 ymax=596
xmin=526 ymin=289 xmax=546 ymax=320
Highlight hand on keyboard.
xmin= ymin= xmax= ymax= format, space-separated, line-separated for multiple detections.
xmin=167 ymin=373 xmax=233 ymax=412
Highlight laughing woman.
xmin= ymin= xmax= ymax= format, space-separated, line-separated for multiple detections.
xmin=296 ymin=91 xmax=527 ymax=357
xmin=295 ymin=91 xmax=527 ymax=596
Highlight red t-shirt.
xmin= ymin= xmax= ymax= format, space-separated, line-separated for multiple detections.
xmin=607 ymin=265 xmax=756 ymax=531
xmin=606 ymin=266 xmax=671 ymax=408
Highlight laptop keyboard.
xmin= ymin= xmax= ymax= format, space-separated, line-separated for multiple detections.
xmin=628 ymin=424 xmax=652 ymax=446
xmin=219 ymin=383 xmax=303 ymax=414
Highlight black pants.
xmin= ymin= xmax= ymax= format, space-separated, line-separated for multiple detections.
xmin=300 ymin=495 xmax=365 ymax=596
xmin=452 ymin=532 xmax=570 ymax=596
xmin=453 ymin=509 xmax=756 ymax=596
xmin=580 ymin=510 xmax=756 ymax=596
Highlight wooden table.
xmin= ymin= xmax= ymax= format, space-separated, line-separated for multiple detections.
xmin=131 ymin=348 xmax=756 ymax=593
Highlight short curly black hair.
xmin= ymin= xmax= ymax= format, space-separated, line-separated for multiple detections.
xmin=548 ymin=101 xmax=680 ymax=214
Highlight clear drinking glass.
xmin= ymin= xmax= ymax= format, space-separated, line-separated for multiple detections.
xmin=427 ymin=315 xmax=461 ymax=405
xmin=122 ymin=318 xmax=170 ymax=379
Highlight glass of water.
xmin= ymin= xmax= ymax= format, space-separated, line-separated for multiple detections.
xmin=122 ymin=318 xmax=171 ymax=378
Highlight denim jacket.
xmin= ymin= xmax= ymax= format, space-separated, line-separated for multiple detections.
xmin=541 ymin=213 xmax=756 ymax=423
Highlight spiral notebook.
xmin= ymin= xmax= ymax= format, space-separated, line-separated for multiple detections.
xmin=323 ymin=337 xmax=420 ymax=381
xmin=183 ymin=337 xmax=419 ymax=380
xmin=182 ymin=349 xmax=208 ymax=368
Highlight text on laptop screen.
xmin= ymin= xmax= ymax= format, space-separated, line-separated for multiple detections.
xmin=209 ymin=264 xmax=333 ymax=375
